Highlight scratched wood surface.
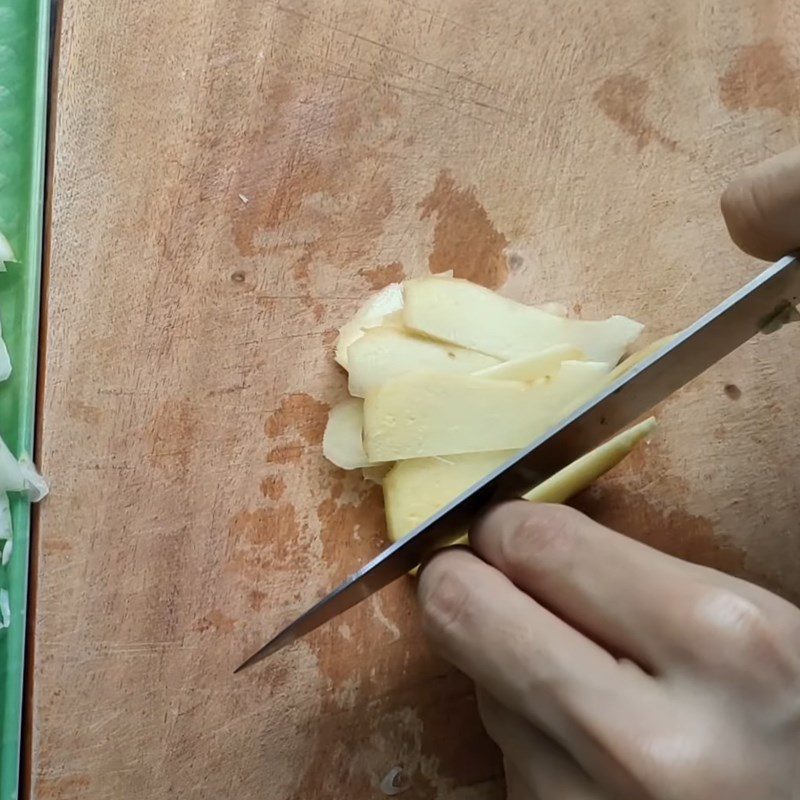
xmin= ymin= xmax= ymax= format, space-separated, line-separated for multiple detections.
xmin=30 ymin=1 xmax=800 ymax=798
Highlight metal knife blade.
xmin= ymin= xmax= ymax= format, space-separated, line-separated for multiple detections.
xmin=236 ymin=255 xmax=800 ymax=673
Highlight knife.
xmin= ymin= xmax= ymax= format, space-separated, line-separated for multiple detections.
xmin=236 ymin=254 xmax=800 ymax=673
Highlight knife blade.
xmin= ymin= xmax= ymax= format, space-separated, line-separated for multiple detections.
xmin=236 ymin=255 xmax=800 ymax=673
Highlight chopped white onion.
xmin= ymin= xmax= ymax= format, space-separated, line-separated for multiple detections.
xmin=0 ymin=493 xmax=11 ymax=540
xmin=0 ymin=436 xmax=25 ymax=492
xmin=0 ymin=233 xmax=14 ymax=376
xmin=0 ymin=436 xmax=49 ymax=500
xmin=379 ymin=767 xmax=409 ymax=796
xmin=0 ymin=588 xmax=9 ymax=629
xmin=0 ymin=330 xmax=10 ymax=382
xmin=19 ymin=458 xmax=49 ymax=502
xmin=1 ymin=539 xmax=11 ymax=566
xmin=0 ymin=230 xmax=14 ymax=265
xmin=335 ymin=283 xmax=404 ymax=369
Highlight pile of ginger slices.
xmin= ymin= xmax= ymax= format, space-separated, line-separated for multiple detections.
xmin=324 ymin=273 xmax=667 ymax=554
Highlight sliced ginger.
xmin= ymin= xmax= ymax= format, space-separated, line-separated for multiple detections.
xmin=363 ymin=361 xmax=611 ymax=461
xmin=347 ymin=327 xmax=498 ymax=397
xmin=321 ymin=271 xmax=661 ymax=563
xmin=385 ymin=417 xmax=657 ymax=545
xmin=403 ymin=276 xmax=643 ymax=364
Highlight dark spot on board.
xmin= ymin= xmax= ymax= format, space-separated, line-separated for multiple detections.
xmin=260 ymin=475 xmax=287 ymax=500
xmin=293 ymin=252 xmax=312 ymax=286
xmin=247 ymin=588 xmax=269 ymax=611
xmin=572 ymin=483 xmax=746 ymax=575
xmin=230 ymin=270 xmax=246 ymax=283
xmin=266 ymin=444 xmax=305 ymax=464
xmin=593 ymin=74 xmax=678 ymax=151
xmin=265 ymin=393 xmax=329 ymax=445
xmin=508 ymin=252 xmax=524 ymax=270
xmin=419 ymin=169 xmax=510 ymax=289
xmin=312 ymin=302 xmax=326 ymax=323
xmin=255 ymin=663 xmax=291 ymax=699
xmin=358 ymin=261 xmax=405 ymax=290
xmin=719 ymin=39 xmax=799 ymax=116
xmin=315 ymin=481 xmax=386 ymax=564
xmin=226 ymin=504 xmax=309 ymax=579
xmin=194 ymin=609 xmax=236 ymax=634
xmin=724 ymin=383 xmax=742 ymax=400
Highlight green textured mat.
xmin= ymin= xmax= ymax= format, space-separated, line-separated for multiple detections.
xmin=0 ymin=1 xmax=50 ymax=797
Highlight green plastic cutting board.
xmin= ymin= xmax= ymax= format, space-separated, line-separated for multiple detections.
xmin=0 ymin=1 xmax=51 ymax=797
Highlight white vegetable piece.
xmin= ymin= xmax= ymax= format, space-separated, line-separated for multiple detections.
xmin=0 ymin=331 xmax=10 ymax=382
xmin=0 ymin=230 xmax=15 ymax=267
xmin=474 ymin=344 xmax=583 ymax=382
xmin=334 ymin=283 xmax=404 ymax=369
xmin=0 ymin=437 xmax=25 ymax=493
xmin=0 ymin=435 xmax=49 ymax=500
xmin=347 ymin=327 xmax=499 ymax=397
xmin=0 ymin=492 xmax=11 ymax=563
xmin=0 ymin=588 xmax=9 ymax=628
xmin=403 ymin=277 xmax=643 ymax=365
xmin=384 ymin=417 xmax=657 ymax=542
xmin=0 ymin=229 xmax=13 ymax=388
xmin=0 ymin=312 xmax=10 ymax=381
xmin=322 ymin=398 xmax=372 ymax=470
xmin=19 ymin=458 xmax=49 ymax=502
xmin=0 ymin=492 xmax=11 ymax=541
xmin=364 ymin=360 xmax=610 ymax=461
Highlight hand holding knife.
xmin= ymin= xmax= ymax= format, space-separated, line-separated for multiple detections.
xmin=237 ymin=250 xmax=800 ymax=673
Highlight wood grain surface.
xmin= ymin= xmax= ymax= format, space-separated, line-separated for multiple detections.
xmin=31 ymin=1 xmax=800 ymax=798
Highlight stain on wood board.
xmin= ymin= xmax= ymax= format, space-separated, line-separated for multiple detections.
xmin=719 ymin=39 xmax=800 ymax=116
xmin=358 ymin=261 xmax=406 ymax=290
xmin=419 ymin=170 xmax=510 ymax=288
xmin=593 ymin=75 xmax=678 ymax=151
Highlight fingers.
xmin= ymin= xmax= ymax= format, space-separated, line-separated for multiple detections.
xmin=417 ymin=548 xmax=658 ymax=777
xmin=468 ymin=502 xmax=800 ymax=688
xmin=478 ymin=689 xmax=611 ymax=800
xmin=469 ymin=502 xmax=712 ymax=671
xmin=721 ymin=146 xmax=800 ymax=261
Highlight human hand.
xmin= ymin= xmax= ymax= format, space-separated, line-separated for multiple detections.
xmin=417 ymin=149 xmax=800 ymax=799
xmin=721 ymin=144 xmax=800 ymax=260
xmin=419 ymin=503 xmax=800 ymax=799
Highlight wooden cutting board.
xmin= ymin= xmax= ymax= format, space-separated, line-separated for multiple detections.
xmin=30 ymin=1 xmax=800 ymax=798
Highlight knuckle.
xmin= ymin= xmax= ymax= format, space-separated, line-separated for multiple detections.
xmin=688 ymin=588 xmax=794 ymax=671
xmin=639 ymin=729 xmax=750 ymax=799
xmin=418 ymin=555 xmax=474 ymax=643
xmin=498 ymin=503 xmax=580 ymax=575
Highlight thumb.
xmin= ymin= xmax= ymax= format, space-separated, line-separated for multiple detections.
xmin=721 ymin=145 xmax=800 ymax=261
